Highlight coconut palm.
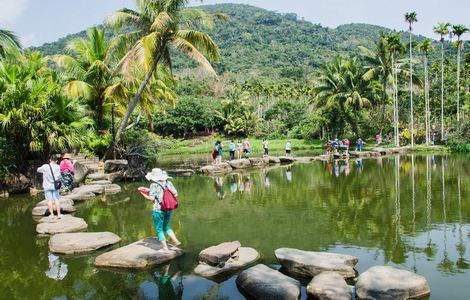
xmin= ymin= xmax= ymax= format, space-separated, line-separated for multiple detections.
xmin=417 ymin=39 xmax=435 ymax=145
xmin=405 ymin=12 xmax=417 ymax=146
xmin=0 ymin=29 xmax=21 ymax=57
xmin=433 ymin=22 xmax=451 ymax=139
xmin=105 ymin=0 xmax=224 ymax=141
xmin=452 ymin=24 xmax=469 ymax=124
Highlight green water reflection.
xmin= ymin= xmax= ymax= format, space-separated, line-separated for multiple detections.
xmin=0 ymin=154 xmax=469 ymax=299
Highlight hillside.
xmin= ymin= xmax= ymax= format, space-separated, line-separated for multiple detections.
xmin=31 ymin=3 xmax=432 ymax=80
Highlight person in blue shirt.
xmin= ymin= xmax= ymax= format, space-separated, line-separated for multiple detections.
xmin=229 ymin=140 xmax=236 ymax=160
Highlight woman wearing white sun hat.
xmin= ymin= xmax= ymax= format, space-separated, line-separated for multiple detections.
xmin=140 ymin=168 xmax=181 ymax=252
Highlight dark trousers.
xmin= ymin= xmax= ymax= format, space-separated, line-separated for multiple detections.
xmin=229 ymin=151 xmax=235 ymax=160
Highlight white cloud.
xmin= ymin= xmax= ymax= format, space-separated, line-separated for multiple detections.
xmin=0 ymin=0 xmax=29 ymax=26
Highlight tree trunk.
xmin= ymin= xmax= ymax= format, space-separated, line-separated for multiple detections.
xmin=456 ymin=42 xmax=461 ymax=124
xmin=391 ymin=54 xmax=398 ymax=146
xmin=96 ymin=96 xmax=104 ymax=130
xmin=409 ymin=30 xmax=414 ymax=147
xmin=424 ymin=54 xmax=430 ymax=145
xmin=115 ymin=53 xmax=161 ymax=142
xmin=440 ymin=42 xmax=445 ymax=139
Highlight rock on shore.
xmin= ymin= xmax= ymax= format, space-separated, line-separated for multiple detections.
xmin=236 ymin=264 xmax=301 ymax=300
xmin=49 ymin=232 xmax=121 ymax=254
xmin=275 ymin=248 xmax=358 ymax=278
xmin=355 ymin=266 xmax=430 ymax=300
xmin=194 ymin=247 xmax=260 ymax=277
xmin=306 ymin=271 xmax=351 ymax=300
xmin=94 ymin=237 xmax=183 ymax=269
xmin=36 ymin=215 xmax=87 ymax=234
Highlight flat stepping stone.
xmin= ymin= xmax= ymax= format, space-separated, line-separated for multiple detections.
xmin=249 ymin=157 xmax=268 ymax=167
xmin=200 ymin=163 xmax=232 ymax=174
xmin=275 ymin=248 xmax=358 ymax=278
xmin=307 ymin=271 xmax=351 ymax=300
xmin=194 ymin=247 xmax=259 ymax=277
xmin=267 ymin=156 xmax=281 ymax=163
xmin=86 ymin=173 xmax=108 ymax=181
xmin=279 ymin=156 xmax=295 ymax=163
xmin=199 ymin=241 xmax=241 ymax=266
xmin=36 ymin=198 xmax=74 ymax=207
xmin=36 ymin=216 xmax=87 ymax=234
xmin=72 ymin=184 xmax=104 ymax=195
xmin=66 ymin=191 xmax=96 ymax=201
xmin=49 ymin=232 xmax=121 ymax=255
xmin=94 ymin=237 xmax=183 ymax=269
xmin=236 ymin=264 xmax=300 ymax=300
xmin=356 ymin=266 xmax=430 ymax=300
xmin=166 ymin=169 xmax=195 ymax=177
xmin=32 ymin=203 xmax=76 ymax=216
xmin=228 ymin=159 xmax=251 ymax=169
xmin=89 ymin=180 xmax=112 ymax=185
xmin=104 ymin=184 xmax=121 ymax=194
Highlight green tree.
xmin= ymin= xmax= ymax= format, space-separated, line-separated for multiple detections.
xmin=405 ymin=12 xmax=418 ymax=146
xmin=0 ymin=29 xmax=21 ymax=57
xmin=105 ymin=0 xmax=224 ymax=141
xmin=417 ymin=39 xmax=435 ymax=145
xmin=452 ymin=24 xmax=469 ymax=124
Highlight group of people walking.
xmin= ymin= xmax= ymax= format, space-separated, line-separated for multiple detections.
xmin=212 ymin=139 xmax=292 ymax=163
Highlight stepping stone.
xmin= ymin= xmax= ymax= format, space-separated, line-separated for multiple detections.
xmin=355 ymin=266 xmax=430 ymax=300
xmin=72 ymin=184 xmax=104 ymax=195
xmin=228 ymin=159 xmax=251 ymax=169
xmin=66 ymin=191 xmax=96 ymax=201
xmin=166 ymin=169 xmax=195 ymax=177
xmin=32 ymin=203 xmax=76 ymax=216
xmin=249 ymin=158 xmax=267 ymax=167
xmin=104 ymin=159 xmax=129 ymax=173
xmin=236 ymin=264 xmax=300 ymax=300
xmin=104 ymin=184 xmax=121 ymax=194
xmin=89 ymin=180 xmax=112 ymax=186
xmin=200 ymin=163 xmax=232 ymax=174
xmin=275 ymin=248 xmax=358 ymax=279
xmin=94 ymin=237 xmax=183 ymax=269
xmin=36 ymin=216 xmax=87 ymax=234
xmin=86 ymin=173 xmax=108 ymax=181
xmin=36 ymin=198 xmax=74 ymax=207
xmin=279 ymin=156 xmax=295 ymax=163
xmin=307 ymin=271 xmax=351 ymax=300
xmin=49 ymin=232 xmax=121 ymax=255
xmin=267 ymin=156 xmax=281 ymax=163
xmin=199 ymin=241 xmax=241 ymax=266
xmin=194 ymin=247 xmax=260 ymax=277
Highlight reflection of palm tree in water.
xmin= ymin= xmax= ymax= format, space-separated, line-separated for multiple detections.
xmin=394 ymin=156 xmax=402 ymax=250
xmin=456 ymin=175 xmax=468 ymax=269
xmin=411 ymin=155 xmax=417 ymax=272
xmin=424 ymin=156 xmax=437 ymax=258
xmin=150 ymin=263 xmax=183 ymax=299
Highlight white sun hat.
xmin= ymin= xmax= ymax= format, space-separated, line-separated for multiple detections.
xmin=145 ymin=168 xmax=171 ymax=182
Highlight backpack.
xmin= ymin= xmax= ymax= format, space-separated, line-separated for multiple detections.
xmin=158 ymin=183 xmax=178 ymax=211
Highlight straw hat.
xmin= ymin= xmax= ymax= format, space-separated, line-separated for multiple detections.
xmin=63 ymin=153 xmax=71 ymax=159
xmin=145 ymin=168 xmax=171 ymax=182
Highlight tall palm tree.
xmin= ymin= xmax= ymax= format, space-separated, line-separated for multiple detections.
xmin=433 ymin=23 xmax=451 ymax=139
xmin=452 ymin=24 xmax=469 ymax=124
xmin=106 ymin=0 xmax=224 ymax=141
xmin=0 ymin=29 xmax=22 ymax=57
xmin=417 ymin=39 xmax=435 ymax=145
xmin=405 ymin=12 xmax=417 ymax=146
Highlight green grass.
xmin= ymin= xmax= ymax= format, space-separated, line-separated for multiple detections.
xmin=159 ymin=137 xmax=323 ymax=156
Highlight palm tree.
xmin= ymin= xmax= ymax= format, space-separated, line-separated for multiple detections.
xmin=405 ymin=12 xmax=417 ymax=146
xmin=433 ymin=23 xmax=451 ymax=139
xmin=452 ymin=24 xmax=469 ymax=124
xmin=0 ymin=29 xmax=21 ymax=57
xmin=417 ymin=39 xmax=435 ymax=145
xmin=105 ymin=0 xmax=224 ymax=142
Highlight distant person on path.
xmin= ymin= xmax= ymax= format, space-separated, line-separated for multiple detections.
xmin=332 ymin=138 xmax=339 ymax=154
xmin=216 ymin=141 xmax=223 ymax=163
xmin=262 ymin=139 xmax=269 ymax=157
xmin=141 ymin=168 xmax=181 ymax=252
xmin=376 ymin=134 xmax=382 ymax=145
xmin=237 ymin=140 xmax=242 ymax=159
xmin=386 ymin=134 xmax=391 ymax=145
xmin=327 ymin=140 xmax=333 ymax=155
xmin=432 ymin=132 xmax=436 ymax=145
xmin=229 ymin=140 xmax=235 ymax=161
xmin=59 ymin=153 xmax=75 ymax=193
xmin=243 ymin=139 xmax=250 ymax=158
xmin=285 ymin=140 xmax=292 ymax=156
xmin=343 ymin=139 xmax=350 ymax=154
xmin=356 ymin=137 xmax=363 ymax=152
xmin=37 ymin=155 xmax=62 ymax=219
xmin=211 ymin=142 xmax=218 ymax=164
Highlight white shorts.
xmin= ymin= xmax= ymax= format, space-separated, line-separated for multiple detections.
xmin=45 ymin=190 xmax=60 ymax=202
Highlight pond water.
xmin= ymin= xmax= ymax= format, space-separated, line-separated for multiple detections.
xmin=0 ymin=154 xmax=469 ymax=299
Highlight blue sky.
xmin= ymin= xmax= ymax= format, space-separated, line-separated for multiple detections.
xmin=0 ymin=0 xmax=468 ymax=47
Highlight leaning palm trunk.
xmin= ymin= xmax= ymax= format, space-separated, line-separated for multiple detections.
xmin=456 ymin=44 xmax=461 ymax=124
xmin=440 ymin=42 xmax=445 ymax=139
xmin=391 ymin=54 xmax=399 ymax=146
xmin=115 ymin=53 xmax=162 ymax=141
xmin=409 ymin=32 xmax=414 ymax=146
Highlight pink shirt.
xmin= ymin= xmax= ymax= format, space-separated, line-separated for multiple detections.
xmin=60 ymin=159 xmax=74 ymax=173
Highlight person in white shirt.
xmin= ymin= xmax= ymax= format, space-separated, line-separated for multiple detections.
xmin=285 ymin=140 xmax=292 ymax=156
xmin=262 ymin=139 xmax=269 ymax=157
xmin=37 ymin=155 xmax=61 ymax=218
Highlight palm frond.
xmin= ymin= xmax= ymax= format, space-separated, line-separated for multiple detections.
xmin=170 ymin=37 xmax=216 ymax=77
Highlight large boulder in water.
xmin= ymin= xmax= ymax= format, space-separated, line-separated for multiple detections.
xmin=94 ymin=237 xmax=183 ymax=269
xmin=36 ymin=215 xmax=87 ymax=234
xmin=200 ymin=163 xmax=232 ymax=174
xmin=194 ymin=247 xmax=260 ymax=277
xmin=279 ymin=156 xmax=295 ymax=163
xmin=268 ymin=156 xmax=281 ymax=164
xmin=307 ymin=271 xmax=351 ymax=300
xmin=275 ymin=248 xmax=358 ymax=279
xmin=236 ymin=264 xmax=301 ymax=300
xmin=49 ymin=232 xmax=121 ymax=255
xmin=228 ymin=159 xmax=251 ymax=169
xmin=199 ymin=241 xmax=241 ymax=266
xmin=73 ymin=161 xmax=89 ymax=184
xmin=355 ymin=266 xmax=430 ymax=300
xmin=72 ymin=184 xmax=104 ymax=195
xmin=104 ymin=159 xmax=129 ymax=173
xmin=1 ymin=173 xmax=31 ymax=194
xmin=166 ymin=169 xmax=195 ymax=177
xmin=104 ymin=184 xmax=121 ymax=194
xmin=66 ymin=191 xmax=96 ymax=201
xmin=249 ymin=157 xmax=267 ymax=167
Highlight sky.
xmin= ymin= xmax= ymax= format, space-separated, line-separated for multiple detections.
xmin=0 ymin=0 xmax=469 ymax=47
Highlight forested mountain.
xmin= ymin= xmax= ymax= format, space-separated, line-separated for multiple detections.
xmin=32 ymin=3 xmax=436 ymax=80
